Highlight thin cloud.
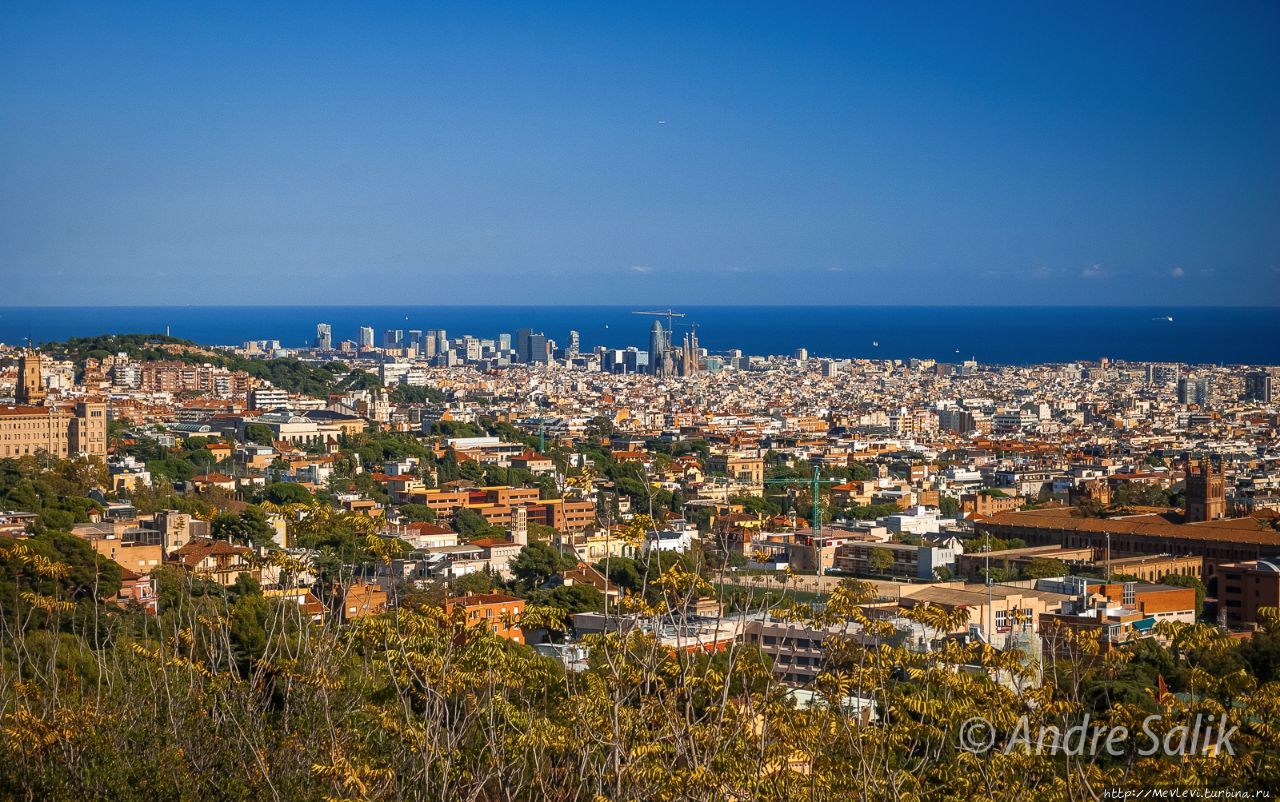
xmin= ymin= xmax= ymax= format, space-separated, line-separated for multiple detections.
xmin=628 ymin=265 xmax=653 ymax=274
xmin=1170 ymin=267 xmax=1185 ymax=278
xmin=1081 ymin=264 xmax=1106 ymax=279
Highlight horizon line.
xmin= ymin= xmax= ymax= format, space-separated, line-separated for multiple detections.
xmin=3 ymin=303 xmax=1280 ymax=310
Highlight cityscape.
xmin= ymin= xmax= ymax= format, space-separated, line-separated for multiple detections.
xmin=3 ymin=2 xmax=1280 ymax=801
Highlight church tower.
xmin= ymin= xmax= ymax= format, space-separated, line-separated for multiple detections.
xmin=1184 ymin=456 xmax=1225 ymax=522
xmin=15 ymin=349 xmax=46 ymax=405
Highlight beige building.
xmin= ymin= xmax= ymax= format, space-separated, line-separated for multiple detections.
xmin=0 ymin=401 xmax=108 ymax=458
xmin=705 ymin=453 xmax=765 ymax=494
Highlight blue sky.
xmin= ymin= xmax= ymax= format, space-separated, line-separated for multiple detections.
xmin=2 ymin=1 xmax=1277 ymax=305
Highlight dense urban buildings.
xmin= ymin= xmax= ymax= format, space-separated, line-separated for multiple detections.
xmin=2 ymin=315 xmax=1279 ymax=797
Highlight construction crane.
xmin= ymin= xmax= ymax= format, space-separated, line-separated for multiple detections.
xmin=632 ymin=309 xmax=686 ymax=332
xmin=765 ymin=463 xmax=841 ymax=577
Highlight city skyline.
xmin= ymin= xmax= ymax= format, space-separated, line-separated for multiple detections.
xmin=5 ymin=5 xmax=1280 ymax=798
xmin=3 ymin=2 xmax=1278 ymax=306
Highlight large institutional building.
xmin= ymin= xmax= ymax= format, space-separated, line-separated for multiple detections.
xmin=0 ymin=350 xmax=107 ymax=459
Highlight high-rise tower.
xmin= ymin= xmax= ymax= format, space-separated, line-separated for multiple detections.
xmin=315 ymin=323 xmax=333 ymax=351
xmin=649 ymin=321 xmax=667 ymax=376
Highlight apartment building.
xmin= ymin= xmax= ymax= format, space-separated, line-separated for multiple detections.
xmin=169 ymin=538 xmax=260 ymax=586
xmin=1216 ymin=559 xmax=1280 ymax=626
xmin=834 ymin=537 xmax=964 ymax=580
xmin=73 ymin=522 xmax=164 ymax=575
xmin=137 ymin=361 xmax=253 ymax=396
xmin=446 ymin=592 xmax=526 ymax=644
xmin=705 ymin=453 xmax=765 ymax=493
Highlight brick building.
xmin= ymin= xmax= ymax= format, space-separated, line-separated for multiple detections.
xmin=1216 ymin=559 xmax=1280 ymax=626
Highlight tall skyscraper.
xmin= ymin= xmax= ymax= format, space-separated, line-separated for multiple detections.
xmin=1245 ymin=370 xmax=1276 ymax=403
xmin=498 ymin=332 xmax=512 ymax=351
xmin=567 ymin=330 xmax=580 ymax=357
xmin=358 ymin=326 xmax=375 ymax=349
xmin=383 ymin=329 xmax=403 ymax=349
xmin=1178 ymin=376 xmax=1211 ymax=406
xmin=528 ymin=332 xmax=548 ymax=363
xmin=315 ymin=323 xmax=332 ymax=351
xmin=515 ymin=329 xmax=549 ymax=364
xmin=649 ymin=321 xmax=667 ymax=376
xmin=515 ymin=328 xmax=532 ymax=363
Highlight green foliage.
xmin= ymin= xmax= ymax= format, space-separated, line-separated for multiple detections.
xmin=243 ymin=359 xmax=351 ymax=397
xmin=340 ymin=431 xmax=431 ymax=465
xmin=1023 ymin=557 xmax=1069 ymax=579
xmin=510 ymin=542 xmax=574 ymax=588
xmin=452 ymin=508 xmax=503 ymax=540
xmin=967 ymin=534 xmax=1026 ymax=552
xmin=730 ymin=494 xmax=781 ymax=518
xmin=1 ymin=544 xmax=1279 ymax=799
xmin=0 ymin=458 xmax=106 ymax=532
xmin=391 ymin=384 xmax=448 ymax=404
xmin=211 ymin=506 xmax=278 ymax=549
xmin=451 ymin=570 xmax=499 ymax=594
xmin=867 ymin=547 xmax=895 ymax=572
xmin=244 ymin=422 xmax=276 ymax=444
xmin=596 ymin=556 xmax=645 ymax=594
xmin=397 ymin=504 xmax=436 ymax=522
xmin=938 ymin=495 xmax=961 ymax=518
xmin=531 ymin=583 xmax=605 ymax=615
xmin=0 ymin=531 xmax=123 ymax=641
xmin=263 ymin=482 xmax=313 ymax=505
xmin=1112 ymin=481 xmax=1176 ymax=508
xmin=1160 ymin=573 xmax=1207 ymax=617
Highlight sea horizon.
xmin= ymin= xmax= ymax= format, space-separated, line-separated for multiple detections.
xmin=3 ymin=305 xmax=1278 ymax=366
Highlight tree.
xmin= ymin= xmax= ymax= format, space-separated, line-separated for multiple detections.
xmin=867 ymin=547 xmax=895 ymax=574
xmin=263 ymin=482 xmax=313 ymax=505
xmin=1023 ymin=557 xmax=1069 ymax=579
xmin=452 ymin=508 xmax=501 ymax=540
xmin=510 ymin=542 xmax=572 ymax=588
xmin=938 ymin=496 xmax=961 ymax=518
xmin=1073 ymin=497 xmax=1108 ymax=518
xmin=597 ymin=556 xmax=645 ymax=594
xmin=212 ymin=506 xmax=278 ymax=549
xmin=0 ymin=529 xmax=123 ymax=610
xmin=731 ymin=494 xmax=781 ymax=518
xmin=244 ymin=423 xmax=275 ymax=445
xmin=1161 ymin=573 xmax=1207 ymax=618
xmin=451 ymin=570 xmax=498 ymax=594
xmin=584 ymin=416 xmax=616 ymax=442
xmin=536 ymin=584 xmax=605 ymax=614
xmin=398 ymin=504 xmax=436 ymax=522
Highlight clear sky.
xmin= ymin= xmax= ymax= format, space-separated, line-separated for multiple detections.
xmin=2 ymin=1 xmax=1278 ymax=306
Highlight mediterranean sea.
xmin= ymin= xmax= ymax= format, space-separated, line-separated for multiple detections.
xmin=0 ymin=306 xmax=1277 ymax=366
